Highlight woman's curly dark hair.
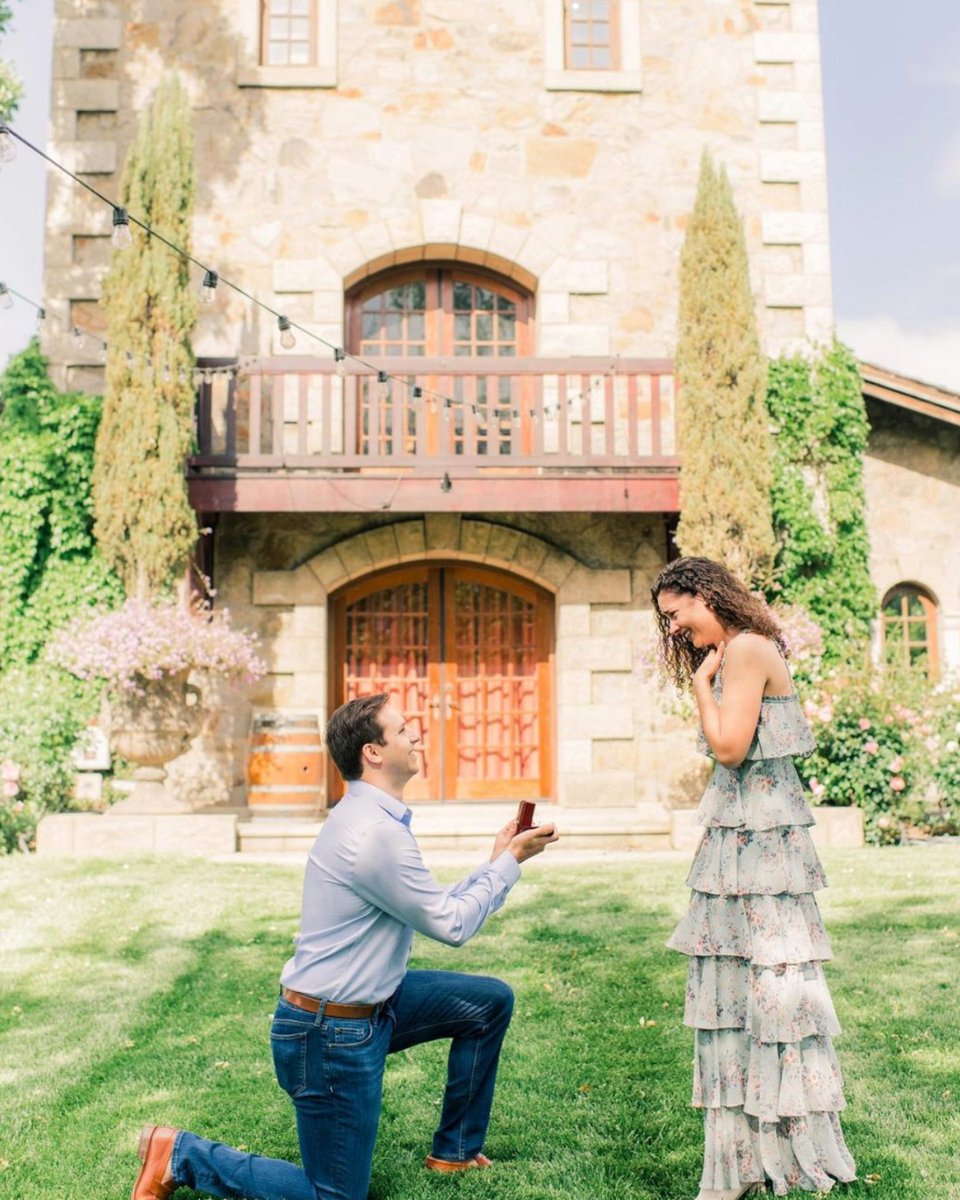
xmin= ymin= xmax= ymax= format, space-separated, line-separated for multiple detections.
xmin=650 ymin=556 xmax=787 ymax=690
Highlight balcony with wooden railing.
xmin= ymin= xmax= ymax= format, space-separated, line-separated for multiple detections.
xmin=188 ymin=356 xmax=681 ymax=513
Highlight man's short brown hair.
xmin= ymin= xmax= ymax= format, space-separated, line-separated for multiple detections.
xmin=324 ymin=694 xmax=390 ymax=781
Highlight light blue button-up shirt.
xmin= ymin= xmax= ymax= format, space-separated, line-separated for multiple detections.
xmin=279 ymin=780 xmax=522 ymax=1004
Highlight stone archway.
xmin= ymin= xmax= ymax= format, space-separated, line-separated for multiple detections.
xmin=250 ymin=517 xmax=642 ymax=812
xmin=251 ymin=519 xmax=580 ymax=806
xmin=270 ymin=200 xmax=612 ymax=358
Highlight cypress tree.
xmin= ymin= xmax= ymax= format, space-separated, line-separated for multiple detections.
xmin=674 ymin=152 xmax=776 ymax=586
xmin=93 ymin=74 xmax=197 ymax=598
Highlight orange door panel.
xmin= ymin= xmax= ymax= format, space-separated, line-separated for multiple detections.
xmin=330 ymin=563 xmax=553 ymax=802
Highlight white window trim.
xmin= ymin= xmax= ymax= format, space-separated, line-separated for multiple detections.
xmin=544 ymin=0 xmax=643 ymax=93
xmin=237 ymin=0 xmax=338 ymax=89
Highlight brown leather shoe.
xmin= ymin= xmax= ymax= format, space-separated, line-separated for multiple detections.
xmin=132 ymin=1125 xmax=179 ymax=1200
xmin=424 ymin=1152 xmax=493 ymax=1172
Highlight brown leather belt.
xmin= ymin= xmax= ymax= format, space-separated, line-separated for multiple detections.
xmin=281 ymin=987 xmax=377 ymax=1018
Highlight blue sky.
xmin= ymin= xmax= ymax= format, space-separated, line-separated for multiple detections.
xmin=1 ymin=0 xmax=958 ymax=387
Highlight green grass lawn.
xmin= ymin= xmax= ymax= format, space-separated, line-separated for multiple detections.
xmin=1 ymin=846 xmax=959 ymax=1200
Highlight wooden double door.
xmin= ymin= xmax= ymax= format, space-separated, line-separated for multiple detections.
xmin=330 ymin=564 xmax=554 ymax=802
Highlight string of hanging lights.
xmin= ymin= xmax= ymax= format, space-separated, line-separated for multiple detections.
xmin=0 ymin=121 xmax=584 ymax=422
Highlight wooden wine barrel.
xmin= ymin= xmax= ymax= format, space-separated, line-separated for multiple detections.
xmin=247 ymin=714 xmax=323 ymax=818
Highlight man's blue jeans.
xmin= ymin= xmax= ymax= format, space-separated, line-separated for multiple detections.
xmin=170 ymin=969 xmax=514 ymax=1200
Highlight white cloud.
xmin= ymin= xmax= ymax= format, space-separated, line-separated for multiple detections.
xmin=838 ymin=315 xmax=960 ymax=393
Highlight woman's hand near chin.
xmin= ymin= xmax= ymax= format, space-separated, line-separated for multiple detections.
xmin=693 ymin=640 xmax=726 ymax=691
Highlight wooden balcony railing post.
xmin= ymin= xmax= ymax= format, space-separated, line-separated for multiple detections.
xmin=191 ymin=355 xmax=679 ymax=477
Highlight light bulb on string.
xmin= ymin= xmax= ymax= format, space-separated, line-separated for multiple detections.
xmin=111 ymin=206 xmax=132 ymax=249
xmin=411 ymin=385 xmax=423 ymax=409
xmin=277 ymin=315 xmax=296 ymax=349
xmin=441 ymin=400 xmax=451 ymax=423
xmin=0 ymin=283 xmax=13 ymax=311
xmin=334 ymin=348 xmax=347 ymax=376
xmin=0 ymin=126 xmax=16 ymax=163
xmin=200 ymin=269 xmax=219 ymax=305
xmin=376 ymin=371 xmax=389 ymax=402
xmin=72 ymin=326 xmax=85 ymax=349
xmin=35 ymin=307 xmax=46 ymax=331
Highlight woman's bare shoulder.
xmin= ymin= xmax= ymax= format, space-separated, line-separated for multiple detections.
xmin=726 ymin=632 xmax=790 ymax=691
xmin=725 ymin=631 xmax=778 ymax=663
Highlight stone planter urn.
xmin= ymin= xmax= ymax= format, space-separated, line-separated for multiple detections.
xmin=107 ymin=672 xmax=201 ymax=814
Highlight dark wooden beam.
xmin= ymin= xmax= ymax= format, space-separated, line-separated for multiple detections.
xmin=188 ymin=474 xmax=681 ymax=514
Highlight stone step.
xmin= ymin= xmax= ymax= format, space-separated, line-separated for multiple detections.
xmin=237 ymin=803 xmax=673 ymax=855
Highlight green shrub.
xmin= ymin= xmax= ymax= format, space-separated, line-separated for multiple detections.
xmin=927 ymin=686 xmax=960 ymax=835
xmin=0 ymin=663 xmax=101 ymax=853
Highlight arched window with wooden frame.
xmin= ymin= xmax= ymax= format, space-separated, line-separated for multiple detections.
xmin=345 ymin=264 xmax=534 ymax=458
xmin=881 ymin=583 xmax=939 ymax=674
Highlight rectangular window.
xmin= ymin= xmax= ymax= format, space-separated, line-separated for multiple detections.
xmin=565 ymin=0 xmax=618 ymax=71
xmin=545 ymin=0 xmax=641 ymax=92
xmin=238 ymin=0 xmax=336 ymax=88
xmin=262 ymin=0 xmax=316 ymax=67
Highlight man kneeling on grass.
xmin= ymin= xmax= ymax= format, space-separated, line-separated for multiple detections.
xmin=133 ymin=693 xmax=558 ymax=1200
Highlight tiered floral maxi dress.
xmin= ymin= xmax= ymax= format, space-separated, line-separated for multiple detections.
xmin=667 ymin=680 xmax=857 ymax=1195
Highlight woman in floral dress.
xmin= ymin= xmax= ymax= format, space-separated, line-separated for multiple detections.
xmin=651 ymin=557 xmax=856 ymax=1200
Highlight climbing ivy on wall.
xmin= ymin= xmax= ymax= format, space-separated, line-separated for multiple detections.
xmin=767 ymin=339 xmax=877 ymax=662
xmin=0 ymin=340 xmax=123 ymax=667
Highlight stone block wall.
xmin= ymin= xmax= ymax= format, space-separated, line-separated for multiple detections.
xmin=863 ymin=405 xmax=960 ymax=674
xmin=42 ymin=0 xmax=833 ymax=388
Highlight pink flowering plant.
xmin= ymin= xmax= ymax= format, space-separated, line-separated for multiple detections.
xmin=0 ymin=664 xmax=102 ymax=854
xmin=774 ymin=604 xmax=826 ymax=691
xmin=926 ymin=683 xmax=960 ymax=835
xmin=797 ymin=665 xmax=933 ymax=845
xmin=47 ymin=598 xmax=266 ymax=695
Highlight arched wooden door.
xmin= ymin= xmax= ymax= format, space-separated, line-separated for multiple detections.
xmin=330 ymin=564 xmax=554 ymax=803
xmin=346 ymin=265 xmax=534 ymax=457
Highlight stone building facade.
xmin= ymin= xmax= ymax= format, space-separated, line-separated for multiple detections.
xmin=38 ymin=0 xmax=958 ymax=828
xmin=44 ymin=0 xmax=833 ymax=384
xmin=860 ymin=367 xmax=960 ymax=678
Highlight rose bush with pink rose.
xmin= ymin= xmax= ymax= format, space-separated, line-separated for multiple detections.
xmin=0 ymin=664 xmax=102 ymax=854
xmin=798 ymin=664 xmax=960 ymax=844
xmin=796 ymin=665 xmax=921 ymax=844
